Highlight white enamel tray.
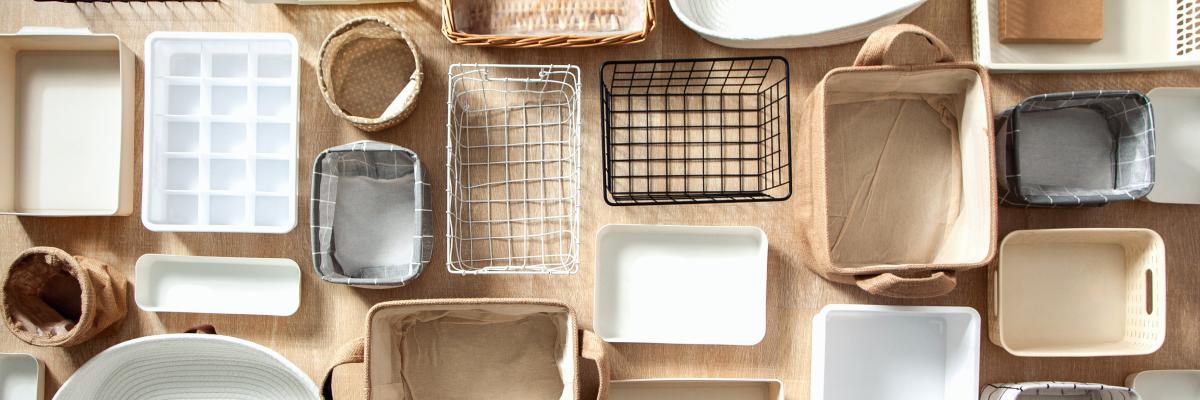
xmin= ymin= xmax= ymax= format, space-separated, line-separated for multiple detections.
xmin=1147 ymin=88 xmax=1200 ymax=204
xmin=612 ymin=379 xmax=782 ymax=400
xmin=135 ymin=254 xmax=301 ymax=316
xmin=1128 ymin=370 xmax=1200 ymax=399
xmin=0 ymin=353 xmax=43 ymax=400
xmin=594 ymin=225 xmax=767 ymax=346
xmin=142 ymin=32 xmax=299 ymax=233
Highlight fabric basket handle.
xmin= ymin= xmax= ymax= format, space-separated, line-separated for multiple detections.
xmin=321 ymin=338 xmax=366 ymax=400
xmin=855 ymin=271 xmax=957 ymax=298
xmin=853 ymin=24 xmax=955 ymax=67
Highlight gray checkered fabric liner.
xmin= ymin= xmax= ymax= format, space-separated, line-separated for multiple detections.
xmin=310 ymin=140 xmax=432 ymax=287
xmin=998 ymin=90 xmax=1155 ymax=207
xmin=980 ymin=382 xmax=1139 ymax=400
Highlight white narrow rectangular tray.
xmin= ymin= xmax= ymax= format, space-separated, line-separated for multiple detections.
xmin=811 ymin=304 xmax=980 ymax=400
xmin=594 ymin=224 xmax=767 ymax=346
xmin=612 ymin=379 xmax=782 ymax=400
xmin=1147 ymin=88 xmax=1200 ymax=204
xmin=141 ymin=32 xmax=299 ymax=233
xmin=135 ymin=254 xmax=301 ymax=316
xmin=0 ymin=353 xmax=43 ymax=400
xmin=1127 ymin=370 xmax=1200 ymax=399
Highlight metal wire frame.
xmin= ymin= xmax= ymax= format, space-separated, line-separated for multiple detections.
xmin=600 ymin=56 xmax=792 ymax=205
xmin=445 ymin=64 xmax=582 ymax=275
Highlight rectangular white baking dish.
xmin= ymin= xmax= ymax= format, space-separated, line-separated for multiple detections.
xmin=0 ymin=27 xmax=135 ymax=216
xmin=594 ymin=224 xmax=767 ymax=345
xmin=611 ymin=379 xmax=782 ymax=400
xmin=142 ymin=32 xmax=299 ymax=233
xmin=811 ymin=304 xmax=980 ymax=400
xmin=0 ymin=353 xmax=43 ymax=400
xmin=134 ymin=254 xmax=301 ymax=316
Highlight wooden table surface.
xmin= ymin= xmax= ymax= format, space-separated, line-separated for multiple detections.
xmin=4 ymin=0 xmax=1200 ymax=398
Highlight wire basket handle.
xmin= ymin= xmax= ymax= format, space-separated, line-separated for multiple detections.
xmin=853 ymin=24 xmax=955 ymax=67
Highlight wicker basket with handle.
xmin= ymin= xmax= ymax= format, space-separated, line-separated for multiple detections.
xmin=442 ymin=0 xmax=656 ymax=48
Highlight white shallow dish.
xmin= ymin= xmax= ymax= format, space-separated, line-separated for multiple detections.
xmin=1128 ymin=370 xmax=1200 ymax=399
xmin=670 ymin=0 xmax=925 ymax=49
xmin=0 ymin=353 xmax=43 ymax=400
xmin=142 ymin=32 xmax=299 ymax=233
xmin=972 ymin=0 xmax=1200 ymax=72
xmin=811 ymin=304 xmax=980 ymax=400
xmin=611 ymin=379 xmax=783 ymax=400
xmin=1147 ymin=88 xmax=1199 ymax=204
xmin=594 ymin=225 xmax=767 ymax=345
xmin=135 ymin=254 xmax=301 ymax=316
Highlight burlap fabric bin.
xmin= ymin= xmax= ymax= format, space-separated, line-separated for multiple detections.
xmin=322 ymin=299 xmax=612 ymax=400
xmin=1 ymin=247 xmax=128 ymax=347
xmin=318 ymin=17 xmax=423 ymax=132
xmin=799 ymin=24 xmax=997 ymax=298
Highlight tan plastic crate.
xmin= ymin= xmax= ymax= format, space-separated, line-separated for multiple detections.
xmin=990 ymin=228 xmax=1166 ymax=357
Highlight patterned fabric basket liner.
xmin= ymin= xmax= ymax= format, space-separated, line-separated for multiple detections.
xmin=981 ymin=382 xmax=1139 ymax=399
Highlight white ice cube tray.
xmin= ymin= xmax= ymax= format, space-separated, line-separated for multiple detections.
xmin=142 ymin=32 xmax=299 ymax=233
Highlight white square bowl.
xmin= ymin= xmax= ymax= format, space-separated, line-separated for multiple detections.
xmin=594 ymin=224 xmax=767 ymax=345
xmin=811 ymin=304 xmax=980 ymax=400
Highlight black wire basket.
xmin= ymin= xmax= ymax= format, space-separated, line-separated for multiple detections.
xmin=600 ymin=56 xmax=792 ymax=205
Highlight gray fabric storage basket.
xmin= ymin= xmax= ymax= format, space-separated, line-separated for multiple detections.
xmin=998 ymin=90 xmax=1155 ymax=207
xmin=310 ymin=140 xmax=432 ymax=288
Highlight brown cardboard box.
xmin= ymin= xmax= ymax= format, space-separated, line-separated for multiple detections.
xmin=1000 ymin=0 xmax=1104 ymax=43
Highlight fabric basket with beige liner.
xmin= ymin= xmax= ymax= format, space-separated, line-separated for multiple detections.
xmin=442 ymin=0 xmax=656 ymax=48
xmin=979 ymin=382 xmax=1139 ymax=399
xmin=53 ymin=325 xmax=319 ymax=400
xmin=990 ymin=228 xmax=1166 ymax=357
xmin=322 ymin=299 xmax=612 ymax=400
xmin=318 ymin=17 xmax=422 ymax=132
xmin=1 ymin=247 xmax=127 ymax=347
xmin=799 ymin=24 xmax=997 ymax=298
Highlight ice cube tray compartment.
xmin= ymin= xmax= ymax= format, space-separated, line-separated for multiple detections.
xmin=142 ymin=32 xmax=299 ymax=233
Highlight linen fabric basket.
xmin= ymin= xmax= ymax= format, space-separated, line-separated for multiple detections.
xmin=321 ymin=299 xmax=613 ymax=400
xmin=997 ymin=91 xmax=1156 ymax=207
xmin=1 ymin=247 xmax=127 ymax=347
xmin=442 ymin=0 xmax=656 ymax=48
xmin=980 ymin=382 xmax=1139 ymax=399
xmin=54 ymin=328 xmax=319 ymax=400
xmin=318 ymin=17 xmax=423 ymax=132
xmin=311 ymin=141 xmax=432 ymax=288
xmin=799 ymin=24 xmax=997 ymax=298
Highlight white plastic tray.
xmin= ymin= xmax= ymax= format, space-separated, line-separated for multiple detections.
xmin=1128 ymin=370 xmax=1200 ymax=399
xmin=0 ymin=353 xmax=43 ymax=400
xmin=611 ymin=379 xmax=782 ymax=400
xmin=134 ymin=254 xmax=301 ymax=316
xmin=594 ymin=225 xmax=767 ymax=346
xmin=670 ymin=0 xmax=925 ymax=49
xmin=0 ymin=27 xmax=135 ymax=216
xmin=1147 ymin=88 xmax=1200 ymax=204
xmin=142 ymin=32 xmax=299 ymax=233
xmin=972 ymin=0 xmax=1200 ymax=72
xmin=811 ymin=304 xmax=980 ymax=400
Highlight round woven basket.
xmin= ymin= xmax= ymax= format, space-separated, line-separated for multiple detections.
xmin=318 ymin=17 xmax=423 ymax=132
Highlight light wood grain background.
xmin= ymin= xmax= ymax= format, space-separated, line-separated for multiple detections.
xmin=3 ymin=0 xmax=1200 ymax=398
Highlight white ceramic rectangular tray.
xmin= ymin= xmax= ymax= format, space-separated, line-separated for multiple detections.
xmin=134 ymin=254 xmax=301 ymax=316
xmin=1127 ymin=370 xmax=1200 ymax=399
xmin=142 ymin=32 xmax=299 ymax=233
xmin=0 ymin=353 xmax=43 ymax=400
xmin=611 ymin=379 xmax=782 ymax=400
xmin=811 ymin=304 xmax=980 ymax=400
xmin=594 ymin=224 xmax=767 ymax=346
xmin=1147 ymin=88 xmax=1200 ymax=204
xmin=0 ymin=27 xmax=135 ymax=216
xmin=972 ymin=0 xmax=1200 ymax=72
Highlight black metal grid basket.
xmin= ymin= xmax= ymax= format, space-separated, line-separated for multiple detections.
xmin=600 ymin=56 xmax=792 ymax=205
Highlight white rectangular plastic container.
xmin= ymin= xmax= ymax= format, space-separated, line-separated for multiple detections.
xmin=972 ymin=0 xmax=1200 ymax=72
xmin=0 ymin=353 xmax=43 ymax=400
xmin=594 ymin=224 xmax=767 ymax=346
xmin=1127 ymin=370 xmax=1200 ymax=399
xmin=611 ymin=379 xmax=783 ymax=400
xmin=1146 ymin=88 xmax=1200 ymax=204
xmin=0 ymin=27 xmax=135 ymax=216
xmin=811 ymin=304 xmax=980 ymax=400
xmin=142 ymin=32 xmax=299 ymax=233
xmin=134 ymin=254 xmax=301 ymax=316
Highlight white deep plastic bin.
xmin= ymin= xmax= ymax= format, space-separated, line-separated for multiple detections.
xmin=811 ymin=304 xmax=980 ymax=400
xmin=1128 ymin=370 xmax=1200 ymax=400
xmin=0 ymin=353 xmax=43 ymax=400
xmin=1146 ymin=88 xmax=1200 ymax=204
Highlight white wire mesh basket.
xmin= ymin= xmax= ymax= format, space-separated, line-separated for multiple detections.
xmin=445 ymin=64 xmax=582 ymax=275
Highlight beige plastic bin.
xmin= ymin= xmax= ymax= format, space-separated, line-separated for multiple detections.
xmin=990 ymin=228 xmax=1166 ymax=357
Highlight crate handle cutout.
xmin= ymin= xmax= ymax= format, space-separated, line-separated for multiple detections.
xmin=1146 ymin=269 xmax=1155 ymax=315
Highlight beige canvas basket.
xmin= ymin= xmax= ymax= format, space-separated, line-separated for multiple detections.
xmin=322 ymin=299 xmax=612 ymax=400
xmin=318 ymin=17 xmax=423 ymax=132
xmin=799 ymin=24 xmax=998 ymax=298
xmin=442 ymin=0 xmax=656 ymax=48
xmin=1 ymin=247 xmax=128 ymax=347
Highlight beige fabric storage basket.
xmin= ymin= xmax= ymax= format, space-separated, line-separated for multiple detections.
xmin=318 ymin=17 xmax=422 ymax=132
xmin=322 ymin=299 xmax=612 ymax=400
xmin=990 ymin=228 xmax=1166 ymax=357
xmin=442 ymin=0 xmax=656 ymax=48
xmin=799 ymin=24 xmax=998 ymax=298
